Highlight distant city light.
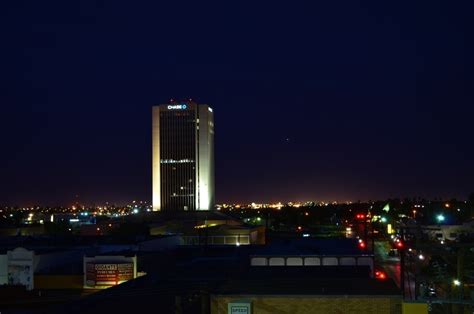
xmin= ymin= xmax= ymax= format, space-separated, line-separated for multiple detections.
xmin=418 ymin=254 xmax=425 ymax=260
xmin=453 ymin=279 xmax=461 ymax=286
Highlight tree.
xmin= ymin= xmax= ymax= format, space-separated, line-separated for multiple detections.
xmin=469 ymin=192 xmax=474 ymax=204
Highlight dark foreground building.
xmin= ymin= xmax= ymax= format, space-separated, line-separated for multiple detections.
xmin=0 ymin=239 xmax=402 ymax=314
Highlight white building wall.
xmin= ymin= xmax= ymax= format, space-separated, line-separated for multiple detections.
xmin=152 ymin=106 xmax=161 ymax=211
xmin=197 ymin=105 xmax=214 ymax=210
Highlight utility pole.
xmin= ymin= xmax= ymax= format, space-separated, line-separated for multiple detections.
xmin=175 ymin=295 xmax=182 ymax=314
xmin=400 ymin=227 xmax=405 ymax=299
xmin=364 ymin=217 xmax=368 ymax=247
xmin=371 ymin=221 xmax=375 ymax=254
xmin=455 ymin=247 xmax=466 ymax=314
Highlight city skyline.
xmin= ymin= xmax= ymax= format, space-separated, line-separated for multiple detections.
xmin=1 ymin=1 xmax=473 ymax=206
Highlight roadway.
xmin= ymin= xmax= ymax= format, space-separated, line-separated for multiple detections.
xmin=374 ymin=240 xmax=400 ymax=286
xmin=374 ymin=240 xmax=417 ymax=298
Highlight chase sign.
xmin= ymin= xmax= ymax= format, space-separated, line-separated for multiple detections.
xmin=167 ymin=104 xmax=187 ymax=110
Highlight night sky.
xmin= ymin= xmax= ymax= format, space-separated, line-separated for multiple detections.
xmin=1 ymin=1 xmax=473 ymax=206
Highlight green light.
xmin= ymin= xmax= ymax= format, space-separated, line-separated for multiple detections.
xmin=436 ymin=214 xmax=445 ymax=222
xmin=381 ymin=217 xmax=387 ymax=223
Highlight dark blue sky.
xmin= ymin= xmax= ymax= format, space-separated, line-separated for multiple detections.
xmin=1 ymin=1 xmax=473 ymax=206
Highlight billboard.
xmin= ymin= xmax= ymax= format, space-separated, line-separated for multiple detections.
xmin=85 ymin=263 xmax=134 ymax=288
xmin=8 ymin=264 xmax=33 ymax=289
xmin=6 ymin=248 xmax=35 ymax=290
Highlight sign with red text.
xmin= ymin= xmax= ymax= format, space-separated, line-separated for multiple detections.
xmin=85 ymin=263 xmax=133 ymax=288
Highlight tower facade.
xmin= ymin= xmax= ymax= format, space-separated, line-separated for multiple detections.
xmin=152 ymin=101 xmax=214 ymax=211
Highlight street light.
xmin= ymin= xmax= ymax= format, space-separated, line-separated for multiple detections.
xmin=436 ymin=214 xmax=445 ymax=223
xmin=453 ymin=279 xmax=461 ymax=286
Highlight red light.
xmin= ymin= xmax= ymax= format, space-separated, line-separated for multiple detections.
xmin=356 ymin=214 xmax=365 ymax=219
xmin=376 ymin=271 xmax=387 ymax=280
xmin=396 ymin=241 xmax=403 ymax=248
xmin=358 ymin=241 xmax=366 ymax=249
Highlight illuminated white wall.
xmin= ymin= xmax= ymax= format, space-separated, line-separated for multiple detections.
xmin=152 ymin=106 xmax=161 ymax=211
xmin=197 ymin=105 xmax=215 ymax=210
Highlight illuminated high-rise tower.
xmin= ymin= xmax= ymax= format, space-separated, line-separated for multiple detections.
xmin=152 ymin=100 xmax=214 ymax=211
